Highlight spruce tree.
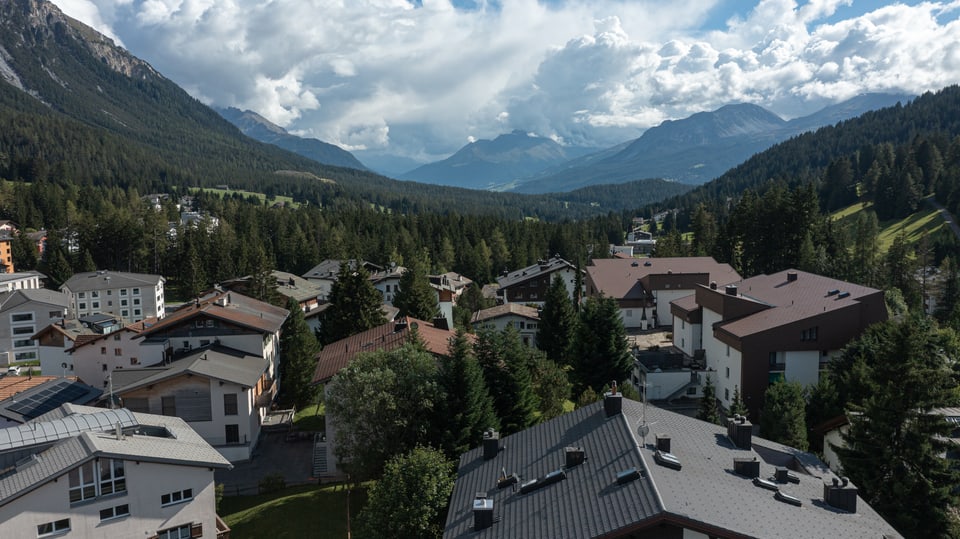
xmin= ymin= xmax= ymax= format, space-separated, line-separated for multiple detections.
xmin=537 ymin=274 xmax=577 ymax=366
xmin=729 ymin=386 xmax=748 ymax=419
xmin=320 ymin=262 xmax=387 ymax=345
xmin=393 ymin=251 xmax=438 ymax=321
xmin=759 ymin=381 xmax=807 ymax=450
xmin=570 ymin=295 xmax=632 ymax=394
xmin=435 ymin=331 xmax=499 ymax=458
xmin=474 ymin=327 xmax=537 ymax=434
xmin=278 ymin=297 xmax=321 ymax=409
xmin=697 ymin=374 xmax=720 ymax=425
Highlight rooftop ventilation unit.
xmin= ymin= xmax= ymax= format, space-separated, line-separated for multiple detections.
xmin=644 ymin=261 xmax=652 ymax=266
xmin=775 ymin=490 xmax=803 ymax=507
xmin=655 ymin=434 xmax=671 ymax=454
xmin=519 ymin=469 xmax=566 ymax=494
xmin=565 ymin=447 xmax=585 ymax=468
xmin=482 ymin=429 xmax=500 ymax=460
xmin=473 ymin=494 xmax=494 ymax=531
xmin=823 ymin=476 xmax=858 ymax=513
xmin=787 ymin=271 xmax=798 ymax=282
xmin=616 ymin=468 xmax=641 ymax=485
xmin=654 ymin=450 xmax=682 ymax=471
xmin=497 ymin=472 xmax=519 ymax=490
xmin=827 ymin=289 xmax=839 ymax=296
xmin=837 ymin=291 xmax=851 ymax=299
xmin=753 ymin=477 xmax=779 ymax=491
xmin=733 ymin=457 xmax=760 ymax=478
xmin=775 ymin=466 xmax=800 ymax=484
xmin=603 ymin=387 xmax=623 ymax=418
xmin=727 ymin=415 xmax=753 ymax=450
xmin=725 ymin=285 xmax=738 ymax=296
xmin=710 ymin=281 xmax=717 ymax=290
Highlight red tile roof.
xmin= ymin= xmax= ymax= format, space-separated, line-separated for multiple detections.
xmin=136 ymin=290 xmax=288 ymax=338
xmin=0 ymin=376 xmax=76 ymax=401
xmin=312 ymin=317 xmax=464 ymax=384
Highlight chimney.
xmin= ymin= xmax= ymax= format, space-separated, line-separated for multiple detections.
xmin=824 ymin=476 xmax=858 ymax=513
xmin=727 ymin=415 xmax=753 ymax=449
xmin=725 ymin=285 xmax=738 ymax=296
xmin=482 ymin=429 xmax=500 ymax=460
xmin=776 ymin=466 xmax=799 ymax=483
xmin=709 ymin=281 xmax=717 ymax=290
xmin=473 ymin=493 xmax=494 ymax=531
xmin=432 ymin=316 xmax=449 ymax=331
xmin=565 ymin=446 xmax=585 ymax=468
xmin=603 ymin=381 xmax=622 ymax=418
xmin=733 ymin=457 xmax=760 ymax=478
xmin=655 ymin=434 xmax=671 ymax=453
xmin=787 ymin=271 xmax=798 ymax=282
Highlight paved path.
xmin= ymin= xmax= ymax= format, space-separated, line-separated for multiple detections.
xmin=215 ymin=431 xmax=316 ymax=496
xmin=925 ymin=197 xmax=960 ymax=242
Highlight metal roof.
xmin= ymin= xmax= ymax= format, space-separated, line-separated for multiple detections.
xmin=0 ymin=408 xmax=136 ymax=452
xmin=110 ymin=345 xmax=268 ymax=394
xmin=496 ymin=256 xmax=577 ymax=289
xmin=60 ymin=270 xmax=163 ymax=293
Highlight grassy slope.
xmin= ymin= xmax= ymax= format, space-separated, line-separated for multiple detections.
xmin=830 ymin=201 xmax=946 ymax=252
xmin=221 ymin=483 xmax=368 ymax=539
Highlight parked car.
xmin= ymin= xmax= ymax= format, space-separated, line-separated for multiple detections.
xmin=7 ymin=366 xmax=20 ymax=376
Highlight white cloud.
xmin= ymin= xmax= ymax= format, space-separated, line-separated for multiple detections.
xmin=53 ymin=0 xmax=960 ymax=162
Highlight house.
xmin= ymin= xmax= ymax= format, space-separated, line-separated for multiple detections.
xmin=430 ymin=272 xmax=473 ymax=329
xmin=0 ymin=288 xmax=70 ymax=365
xmin=311 ymin=317 xmax=461 ymax=478
xmin=369 ymin=264 xmax=406 ymax=305
xmin=443 ymin=394 xmax=900 ymax=539
xmin=302 ymin=259 xmax=382 ymax=302
xmin=109 ymin=345 xmax=273 ymax=462
xmin=586 ymin=256 xmax=740 ymax=329
xmin=33 ymin=316 xmax=130 ymax=381
xmin=471 ymin=304 xmax=540 ymax=348
xmin=25 ymin=230 xmax=46 ymax=257
xmin=60 ymin=270 xmax=166 ymax=323
xmin=670 ymin=269 xmax=886 ymax=419
xmin=0 ymin=235 xmax=13 ymax=274
xmin=220 ymin=271 xmax=325 ymax=331
xmin=0 ymin=377 xmax=101 ymax=427
xmin=131 ymin=289 xmax=288 ymax=392
xmin=0 ymin=271 xmax=43 ymax=293
xmin=0 ymin=404 xmax=231 ymax=539
xmin=0 ymin=221 xmax=17 ymax=235
xmin=56 ymin=316 xmax=155 ymax=388
xmin=496 ymin=256 xmax=580 ymax=306
xmin=626 ymin=228 xmax=656 ymax=255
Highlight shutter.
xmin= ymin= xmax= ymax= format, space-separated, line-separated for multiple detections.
xmin=190 ymin=523 xmax=203 ymax=538
xmin=175 ymin=389 xmax=212 ymax=421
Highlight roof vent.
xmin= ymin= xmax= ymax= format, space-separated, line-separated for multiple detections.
xmin=482 ymin=429 xmax=500 ymax=460
xmin=786 ymin=271 xmax=798 ymax=282
xmin=733 ymin=457 xmax=760 ymax=478
xmin=473 ymin=494 xmax=494 ymax=531
xmin=826 ymin=289 xmax=839 ymax=296
xmin=616 ymin=468 xmax=641 ymax=485
xmin=655 ymin=434 xmax=671 ymax=454
xmin=837 ymin=291 xmax=851 ymax=299
xmin=519 ymin=469 xmax=566 ymax=494
xmin=725 ymin=285 xmax=738 ymax=296
xmin=497 ymin=471 xmax=519 ymax=490
xmin=727 ymin=415 xmax=753 ymax=449
xmin=775 ymin=490 xmax=803 ymax=507
xmin=753 ymin=477 xmax=779 ymax=491
xmin=710 ymin=281 xmax=717 ymax=290
xmin=603 ymin=382 xmax=623 ymax=418
xmin=631 ymin=261 xmax=639 ymax=267
xmin=643 ymin=261 xmax=652 ymax=266
xmin=654 ymin=450 xmax=682 ymax=470
xmin=824 ymin=476 xmax=858 ymax=513
xmin=775 ymin=466 xmax=800 ymax=484
xmin=565 ymin=446 xmax=585 ymax=468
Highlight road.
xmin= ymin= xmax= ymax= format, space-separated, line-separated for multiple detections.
xmin=925 ymin=197 xmax=960 ymax=242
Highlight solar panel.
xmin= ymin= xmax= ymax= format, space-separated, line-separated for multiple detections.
xmin=4 ymin=381 xmax=96 ymax=420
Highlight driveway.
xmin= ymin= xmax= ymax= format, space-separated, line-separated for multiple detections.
xmin=215 ymin=431 xmax=317 ymax=496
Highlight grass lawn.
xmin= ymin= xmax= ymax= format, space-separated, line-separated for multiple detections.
xmin=830 ymin=200 xmax=947 ymax=253
xmin=221 ymin=483 xmax=368 ymax=539
xmin=293 ymin=403 xmax=325 ymax=432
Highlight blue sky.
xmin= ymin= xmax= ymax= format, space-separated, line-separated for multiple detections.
xmin=53 ymin=0 xmax=960 ymax=163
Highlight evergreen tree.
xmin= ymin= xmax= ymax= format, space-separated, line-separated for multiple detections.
xmin=759 ymin=381 xmax=807 ymax=450
xmin=278 ymin=297 xmax=320 ymax=409
xmin=537 ymin=274 xmax=577 ymax=366
xmin=473 ymin=327 xmax=538 ymax=434
xmin=884 ymin=230 xmax=922 ymax=310
xmin=689 ymin=203 xmax=718 ymax=256
xmin=246 ymin=243 xmax=279 ymax=305
xmin=729 ymin=385 xmax=748 ymax=419
xmin=834 ymin=315 xmax=960 ymax=538
xmin=393 ymin=251 xmax=438 ymax=321
xmin=697 ymin=374 xmax=720 ymax=425
xmin=320 ymin=263 xmax=387 ymax=345
xmin=11 ymin=231 xmax=37 ymax=271
xmin=529 ymin=354 xmax=571 ymax=421
xmin=435 ymin=331 xmax=499 ymax=459
xmin=570 ymin=295 xmax=632 ymax=395
xmin=576 ymin=386 xmax=599 ymax=408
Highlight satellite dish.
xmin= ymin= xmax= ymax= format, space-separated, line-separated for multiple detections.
xmin=61 ymin=363 xmax=67 ymax=369
xmin=638 ymin=424 xmax=650 ymax=439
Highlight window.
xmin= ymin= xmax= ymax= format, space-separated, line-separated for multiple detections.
xmin=686 ymin=387 xmax=697 ymax=395
xmin=801 ymin=326 xmax=819 ymax=341
xmin=162 ymin=396 xmax=176 ymax=416
xmin=200 ymin=339 xmax=210 ymax=346
xmin=14 ymin=351 xmax=36 ymax=361
xmin=79 ymin=302 xmax=87 ymax=310
xmin=224 ymin=394 xmax=238 ymax=416
xmin=13 ymin=339 xmax=33 ymax=348
xmin=121 ymin=299 xmax=128 ymax=306
xmin=99 ymin=504 xmax=129 ymax=521
xmin=115 ymin=348 xmax=122 ymax=356
xmin=725 ymin=367 xmax=730 ymax=379
xmin=195 ymin=320 xmax=204 ymax=328
xmin=79 ymin=292 xmax=86 ymax=299
xmin=37 ymin=518 xmax=70 ymax=537
xmin=724 ymin=388 xmax=730 ymax=400
xmin=133 ymin=288 xmax=141 ymax=295
xmin=99 ymin=458 xmax=125 ymax=496
xmin=11 ymin=313 xmax=33 ymax=322
xmin=681 ymin=320 xmax=685 ymax=329
xmin=726 ymin=344 xmax=730 ymax=357
xmin=134 ymin=309 xmax=141 ymax=316
xmin=205 ymin=320 xmax=214 ymax=328
xmin=68 ymin=461 xmax=97 ymax=503
xmin=13 ymin=326 xmax=34 ymax=335
xmin=107 ymin=301 xmax=113 ymax=307
xmin=102 ymin=364 xmax=108 ymax=372
xmin=157 ymin=524 xmax=193 ymax=539
xmin=92 ymin=301 xmax=100 ymax=309
xmin=107 ymin=290 xmax=112 ymax=296
xmin=101 ymin=347 xmax=107 ymax=355
xmin=91 ymin=291 xmax=99 ymax=298
xmin=120 ymin=289 xmax=127 ymax=296
xmin=121 ymin=310 xmax=129 ymax=317
xmin=49 ymin=310 xmax=63 ymax=318
xmin=130 ymin=358 xmax=139 ymax=365
xmin=161 ymin=488 xmax=194 ymax=506
xmin=225 ymin=424 xmax=240 ymax=444
xmin=114 ymin=334 xmax=121 ymax=341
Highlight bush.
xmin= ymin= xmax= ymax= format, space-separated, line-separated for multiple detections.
xmin=258 ymin=473 xmax=286 ymax=494
xmin=215 ymin=483 xmax=224 ymax=512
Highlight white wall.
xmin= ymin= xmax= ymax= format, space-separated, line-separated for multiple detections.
xmin=683 ymin=529 xmax=710 ymax=539
xmin=672 ymin=317 xmax=700 ymax=357
xmin=652 ymin=289 xmax=695 ymax=327
xmin=645 ymin=371 xmax=697 ymax=400
xmin=701 ymin=308 xmax=741 ymax=409
xmin=472 ymin=316 xmax=538 ymax=348
xmin=71 ymin=329 xmax=147 ymax=388
xmin=784 ymin=350 xmax=821 ymax=388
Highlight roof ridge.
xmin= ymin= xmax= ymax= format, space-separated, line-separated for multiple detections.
xmin=618 ymin=409 xmax=666 ymax=513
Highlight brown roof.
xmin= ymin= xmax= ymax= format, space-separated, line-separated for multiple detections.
xmin=0 ymin=376 xmax=76 ymax=401
xmin=136 ymin=290 xmax=288 ymax=338
xmin=311 ymin=317 xmax=463 ymax=384
xmin=715 ymin=269 xmax=884 ymax=337
xmin=587 ymin=257 xmax=741 ymax=299
xmin=471 ymin=303 xmax=540 ymax=324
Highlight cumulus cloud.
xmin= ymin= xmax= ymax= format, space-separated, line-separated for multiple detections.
xmin=53 ymin=0 xmax=960 ymax=162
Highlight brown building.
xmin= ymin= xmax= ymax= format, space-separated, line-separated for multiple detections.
xmin=670 ymin=269 xmax=886 ymax=419
xmin=496 ymin=256 xmax=580 ymax=306
xmin=0 ymin=236 xmax=13 ymax=274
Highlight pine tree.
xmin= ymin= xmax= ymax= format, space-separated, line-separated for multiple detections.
xmin=278 ymin=297 xmax=320 ymax=409
xmin=759 ymin=381 xmax=807 ymax=450
xmin=393 ymin=251 xmax=437 ymax=321
xmin=729 ymin=386 xmax=748 ymax=419
xmin=537 ymin=274 xmax=577 ymax=366
xmin=570 ymin=295 xmax=632 ymax=394
xmin=474 ymin=327 xmax=537 ymax=434
xmin=435 ymin=331 xmax=499 ymax=458
xmin=697 ymin=374 xmax=720 ymax=425
xmin=320 ymin=263 xmax=387 ymax=345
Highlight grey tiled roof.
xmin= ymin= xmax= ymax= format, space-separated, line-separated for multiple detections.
xmin=445 ymin=399 xmax=901 ymax=539
xmin=111 ymin=345 xmax=268 ymax=393
xmin=496 ymin=256 xmax=577 ymax=289
xmin=60 ymin=270 xmax=163 ymax=292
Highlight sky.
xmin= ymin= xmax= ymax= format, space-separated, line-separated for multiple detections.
xmin=52 ymin=0 xmax=960 ymax=166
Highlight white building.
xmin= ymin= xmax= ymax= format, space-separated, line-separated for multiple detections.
xmin=0 ymin=271 xmax=44 ymax=293
xmin=0 ymin=404 xmax=231 ymax=538
xmin=61 ymin=270 xmax=166 ymax=323
xmin=471 ymin=303 xmax=540 ymax=348
xmin=0 ymin=288 xmax=69 ymax=365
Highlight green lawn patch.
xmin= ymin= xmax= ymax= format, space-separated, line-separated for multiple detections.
xmin=221 ymin=483 xmax=368 ymax=539
xmin=829 ymin=200 xmax=947 ymax=253
xmin=293 ymin=403 xmax=325 ymax=432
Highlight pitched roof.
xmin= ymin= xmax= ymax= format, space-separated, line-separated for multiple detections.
xmin=497 ymin=256 xmax=577 ymax=288
xmin=0 ymin=376 xmax=73 ymax=401
xmin=111 ymin=345 xmax=268 ymax=393
xmin=0 ymin=405 xmax=230 ymax=507
xmin=444 ymin=399 xmax=901 ymax=539
xmin=586 ymin=257 xmax=740 ymax=299
xmin=312 ymin=317 xmax=460 ymax=384
xmin=135 ymin=289 xmax=288 ymax=337
xmin=471 ymin=303 xmax=540 ymax=324
xmin=0 ymin=378 xmax=101 ymax=423
xmin=0 ymin=288 xmax=70 ymax=311
xmin=60 ymin=270 xmax=164 ymax=292
xmin=302 ymin=259 xmax=381 ymax=281
xmin=712 ymin=270 xmax=884 ymax=338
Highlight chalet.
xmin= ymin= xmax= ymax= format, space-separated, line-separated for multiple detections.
xmin=58 ymin=316 xmax=154 ymax=388
xmin=471 ymin=304 xmax=540 ymax=348
xmin=60 ymin=270 xmax=166 ymax=323
xmin=444 ymin=394 xmax=900 ymax=538
xmin=586 ymin=257 xmax=740 ymax=329
xmin=0 ymin=404 xmax=231 ymax=538
xmin=221 ymin=270 xmax=325 ymax=331
xmin=496 ymin=256 xmax=580 ymax=307
xmin=369 ymin=264 xmax=405 ymax=305
xmin=301 ymin=259 xmax=382 ymax=302
xmin=670 ymin=269 xmax=886 ymax=419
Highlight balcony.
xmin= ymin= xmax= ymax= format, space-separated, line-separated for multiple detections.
xmin=216 ymin=514 xmax=231 ymax=539
xmin=255 ymin=378 xmax=277 ymax=409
